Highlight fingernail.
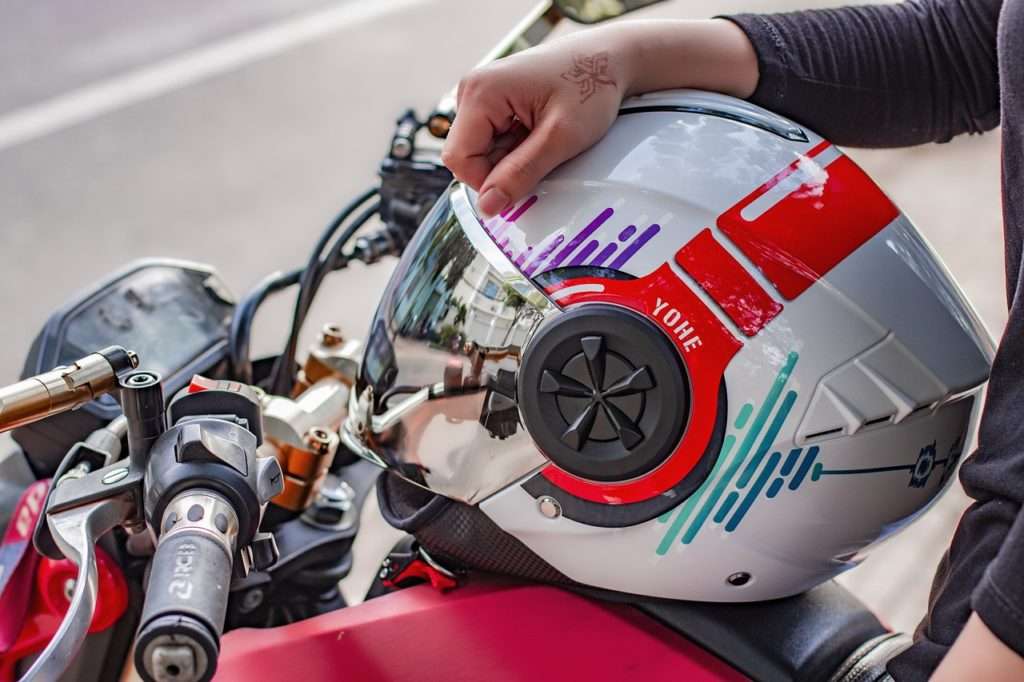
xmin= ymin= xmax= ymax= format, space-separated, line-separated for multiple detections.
xmin=478 ymin=187 xmax=509 ymax=218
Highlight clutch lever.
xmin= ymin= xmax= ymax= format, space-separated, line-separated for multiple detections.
xmin=19 ymin=494 xmax=134 ymax=682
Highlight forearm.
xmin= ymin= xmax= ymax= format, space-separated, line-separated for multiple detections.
xmin=724 ymin=0 xmax=1001 ymax=147
xmin=613 ymin=19 xmax=759 ymax=100
xmin=932 ymin=613 xmax=1024 ymax=681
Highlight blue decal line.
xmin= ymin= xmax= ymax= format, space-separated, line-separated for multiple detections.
xmin=766 ymin=474 xmax=785 ymax=498
xmin=779 ymin=448 xmax=802 ymax=476
xmin=788 ymin=446 xmax=819 ymax=490
xmin=727 ymin=450 xmax=782 ymax=531
xmin=715 ymin=492 xmax=739 ymax=523
xmin=736 ymin=390 xmax=798 ymax=489
xmin=655 ymin=434 xmax=735 ymax=555
xmin=681 ymin=352 xmax=799 ymax=545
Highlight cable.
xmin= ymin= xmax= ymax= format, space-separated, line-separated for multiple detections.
xmin=268 ymin=193 xmax=381 ymax=396
xmin=229 ymin=268 xmax=302 ymax=384
xmin=229 ymin=187 xmax=378 ymax=388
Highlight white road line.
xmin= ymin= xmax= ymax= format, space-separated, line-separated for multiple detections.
xmin=0 ymin=0 xmax=426 ymax=152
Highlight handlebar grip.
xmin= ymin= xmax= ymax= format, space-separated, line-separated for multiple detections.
xmin=134 ymin=491 xmax=239 ymax=682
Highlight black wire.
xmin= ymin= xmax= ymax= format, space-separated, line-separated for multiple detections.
xmin=229 ymin=187 xmax=377 ymax=388
xmin=268 ymin=195 xmax=381 ymax=396
xmin=229 ymin=267 xmax=302 ymax=384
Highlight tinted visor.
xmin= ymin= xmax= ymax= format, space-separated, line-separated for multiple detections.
xmin=348 ymin=183 xmax=556 ymax=504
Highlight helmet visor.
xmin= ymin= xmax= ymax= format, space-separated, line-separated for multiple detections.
xmin=344 ymin=183 xmax=556 ymax=504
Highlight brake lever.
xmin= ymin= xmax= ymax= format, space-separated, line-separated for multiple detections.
xmin=19 ymin=494 xmax=134 ymax=682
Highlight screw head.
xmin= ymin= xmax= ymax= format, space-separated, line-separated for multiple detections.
xmin=391 ymin=137 xmax=413 ymax=159
xmin=320 ymin=324 xmax=345 ymax=347
xmin=63 ymin=578 xmax=76 ymax=601
xmin=537 ymin=496 xmax=562 ymax=519
xmin=726 ymin=572 xmax=751 ymax=587
xmin=239 ymin=589 xmax=264 ymax=613
xmin=102 ymin=467 xmax=129 ymax=485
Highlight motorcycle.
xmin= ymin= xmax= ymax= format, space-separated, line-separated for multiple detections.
xmin=0 ymin=1 xmax=954 ymax=680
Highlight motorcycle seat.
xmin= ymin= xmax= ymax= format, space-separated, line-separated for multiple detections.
xmin=633 ymin=581 xmax=893 ymax=682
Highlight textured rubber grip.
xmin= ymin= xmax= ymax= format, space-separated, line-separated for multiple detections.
xmin=135 ymin=492 xmax=238 ymax=682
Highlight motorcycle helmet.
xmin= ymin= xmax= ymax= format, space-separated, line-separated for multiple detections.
xmin=343 ymin=90 xmax=994 ymax=601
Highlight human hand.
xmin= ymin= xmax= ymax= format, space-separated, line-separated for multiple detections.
xmin=442 ymin=29 xmax=628 ymax=217
xmin=441 ymin=19 xmax=759 ymax=217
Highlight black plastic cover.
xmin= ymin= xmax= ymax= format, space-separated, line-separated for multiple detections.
xmin=634 ymin=581 xmax=888 ymax=682
xmin=13 ymin=260 xmax=233 ymax=474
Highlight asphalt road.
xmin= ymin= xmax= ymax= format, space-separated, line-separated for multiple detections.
xmin=0 ymin=0 xmax=1007 ymax=641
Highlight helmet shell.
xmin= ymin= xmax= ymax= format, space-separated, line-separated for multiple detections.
xmin=470 ymin=90 xmax=993 ymax=600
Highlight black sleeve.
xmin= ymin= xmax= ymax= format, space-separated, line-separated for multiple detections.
xmin=721 ymin=0 xmax=1001 ymax=147
xmin=973 ymin=504 xmax=1024 ymax=659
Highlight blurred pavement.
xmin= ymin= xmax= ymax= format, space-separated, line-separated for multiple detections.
xmin=0 ymin=0 xmax=1006 ymax=638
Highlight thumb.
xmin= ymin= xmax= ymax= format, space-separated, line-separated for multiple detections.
xmin=477 ymin=119 xmax=580 ymax=217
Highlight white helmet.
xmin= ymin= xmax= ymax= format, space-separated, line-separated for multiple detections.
xmin=344 ymin=90 xmax=994 ymax=601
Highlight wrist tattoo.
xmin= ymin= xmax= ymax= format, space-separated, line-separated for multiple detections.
xmin=561 ymin=52 xmax=616 ymax=103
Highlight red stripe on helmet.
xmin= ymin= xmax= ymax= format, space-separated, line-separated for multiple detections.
xmin=718 ymin=142 xmax=899 ymax=300
xmin=675 ymin=228 xmax=783 ymax=336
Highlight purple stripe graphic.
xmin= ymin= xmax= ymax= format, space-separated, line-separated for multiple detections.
xmin=609 ymin=224 xmax=661 ymax=270
xmin=618 ymin=224 xmax=637 ymax=241
xmin=589 ymin=242 xmax=618 ymax=266
xmin=570 ymin=240 xmax=600 ymax=266
xmin=544 ymin=208 xmax=614 ymax=271
xmin=486 ymin=195 xmax=537 ymax=242
xmin=523 ymin=233 xmax=565 ymax=276
xmin=506 ymin=195 xmax=537 ymax=222
xmin=514 ymin=246 xmax=534 ymax=267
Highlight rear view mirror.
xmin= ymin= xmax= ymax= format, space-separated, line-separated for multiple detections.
xmin=554 ymin=0 xmax=666 ymax=24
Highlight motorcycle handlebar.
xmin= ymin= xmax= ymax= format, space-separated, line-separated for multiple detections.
xmin=135 ymin=490 xmax=240 ymax=682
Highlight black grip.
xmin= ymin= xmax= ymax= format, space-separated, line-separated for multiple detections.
xmin=135 ymin=528 xmax=232 ymax=682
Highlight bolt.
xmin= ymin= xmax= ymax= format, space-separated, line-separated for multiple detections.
xmin=320 ymin=324 xmax=345 ymax=347
xmin=239 ymin=588 xmax=264 ymax=613
xmin=150 ymin=644 xmax=197 ymax=681
xmin=537 ymin=496 xmax=562 ymax=519
xmin=391 ymin=137 xmax=413 ymax=159
xmin=102 ymin=467 xmax=129 ymax=484
xmin=125 ymin=371 xmax=159 ymax=387
xmin=63 ymin=578 xmax=76 ymax=601
xmin=727 ymin=572 xmax=752 ymax=587
xmin=305 ymin=428 xmax=333 ymax=456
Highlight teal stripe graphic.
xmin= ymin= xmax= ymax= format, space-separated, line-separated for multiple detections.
xmin=788 ymin=446 xmax=820 ymax=490
xmin=680 ymin=352 xmax=799 ymax=545
xmin=766 ymin=475 xmax=785 ymax=498
xmin=727 ymin=450 xmax=781 ymax=531
xmin=715 ymin=492 xmax=739 ymax=523
xmin=780 ymin=448 xmax=802 ymax=476
xmin=736 ymin=390 xmax=798 ymax=489
xmin=655 ymin=434 xmax=735 ymax=555
xmin=734 ymin=403 xmax=754 ymax=430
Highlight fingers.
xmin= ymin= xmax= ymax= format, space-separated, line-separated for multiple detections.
xmin=477 ymin=118 xmax=580 ymax=217
xmin=441 ymin=76 xmax=513 ymax=190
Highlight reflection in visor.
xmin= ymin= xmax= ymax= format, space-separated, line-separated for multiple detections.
xmin=365 ymin=191 xmax=546 ymax=398
xmin=354 ymin=186 xmax=556 ymax=503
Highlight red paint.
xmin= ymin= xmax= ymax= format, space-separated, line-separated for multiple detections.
xmin=216 ymin=578 xmax=745 ymax=682
xmin=675 ymin=229 xmax=783 ymax=336
xmin=0 ymin=481 xmax=49 ymax=653
xmin=0 ymin=547 xmax=128 ymax=681
xmin=718 ymin=142 xmax=899 ymax=300
xmin=385 ymin=559 xmax=458 ymax=593
xmin=542 ymin=264 xmax=740 ymax=504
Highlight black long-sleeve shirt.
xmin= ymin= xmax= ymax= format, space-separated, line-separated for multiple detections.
xmin=724 ymin=2 xmax=1022 ymax=679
